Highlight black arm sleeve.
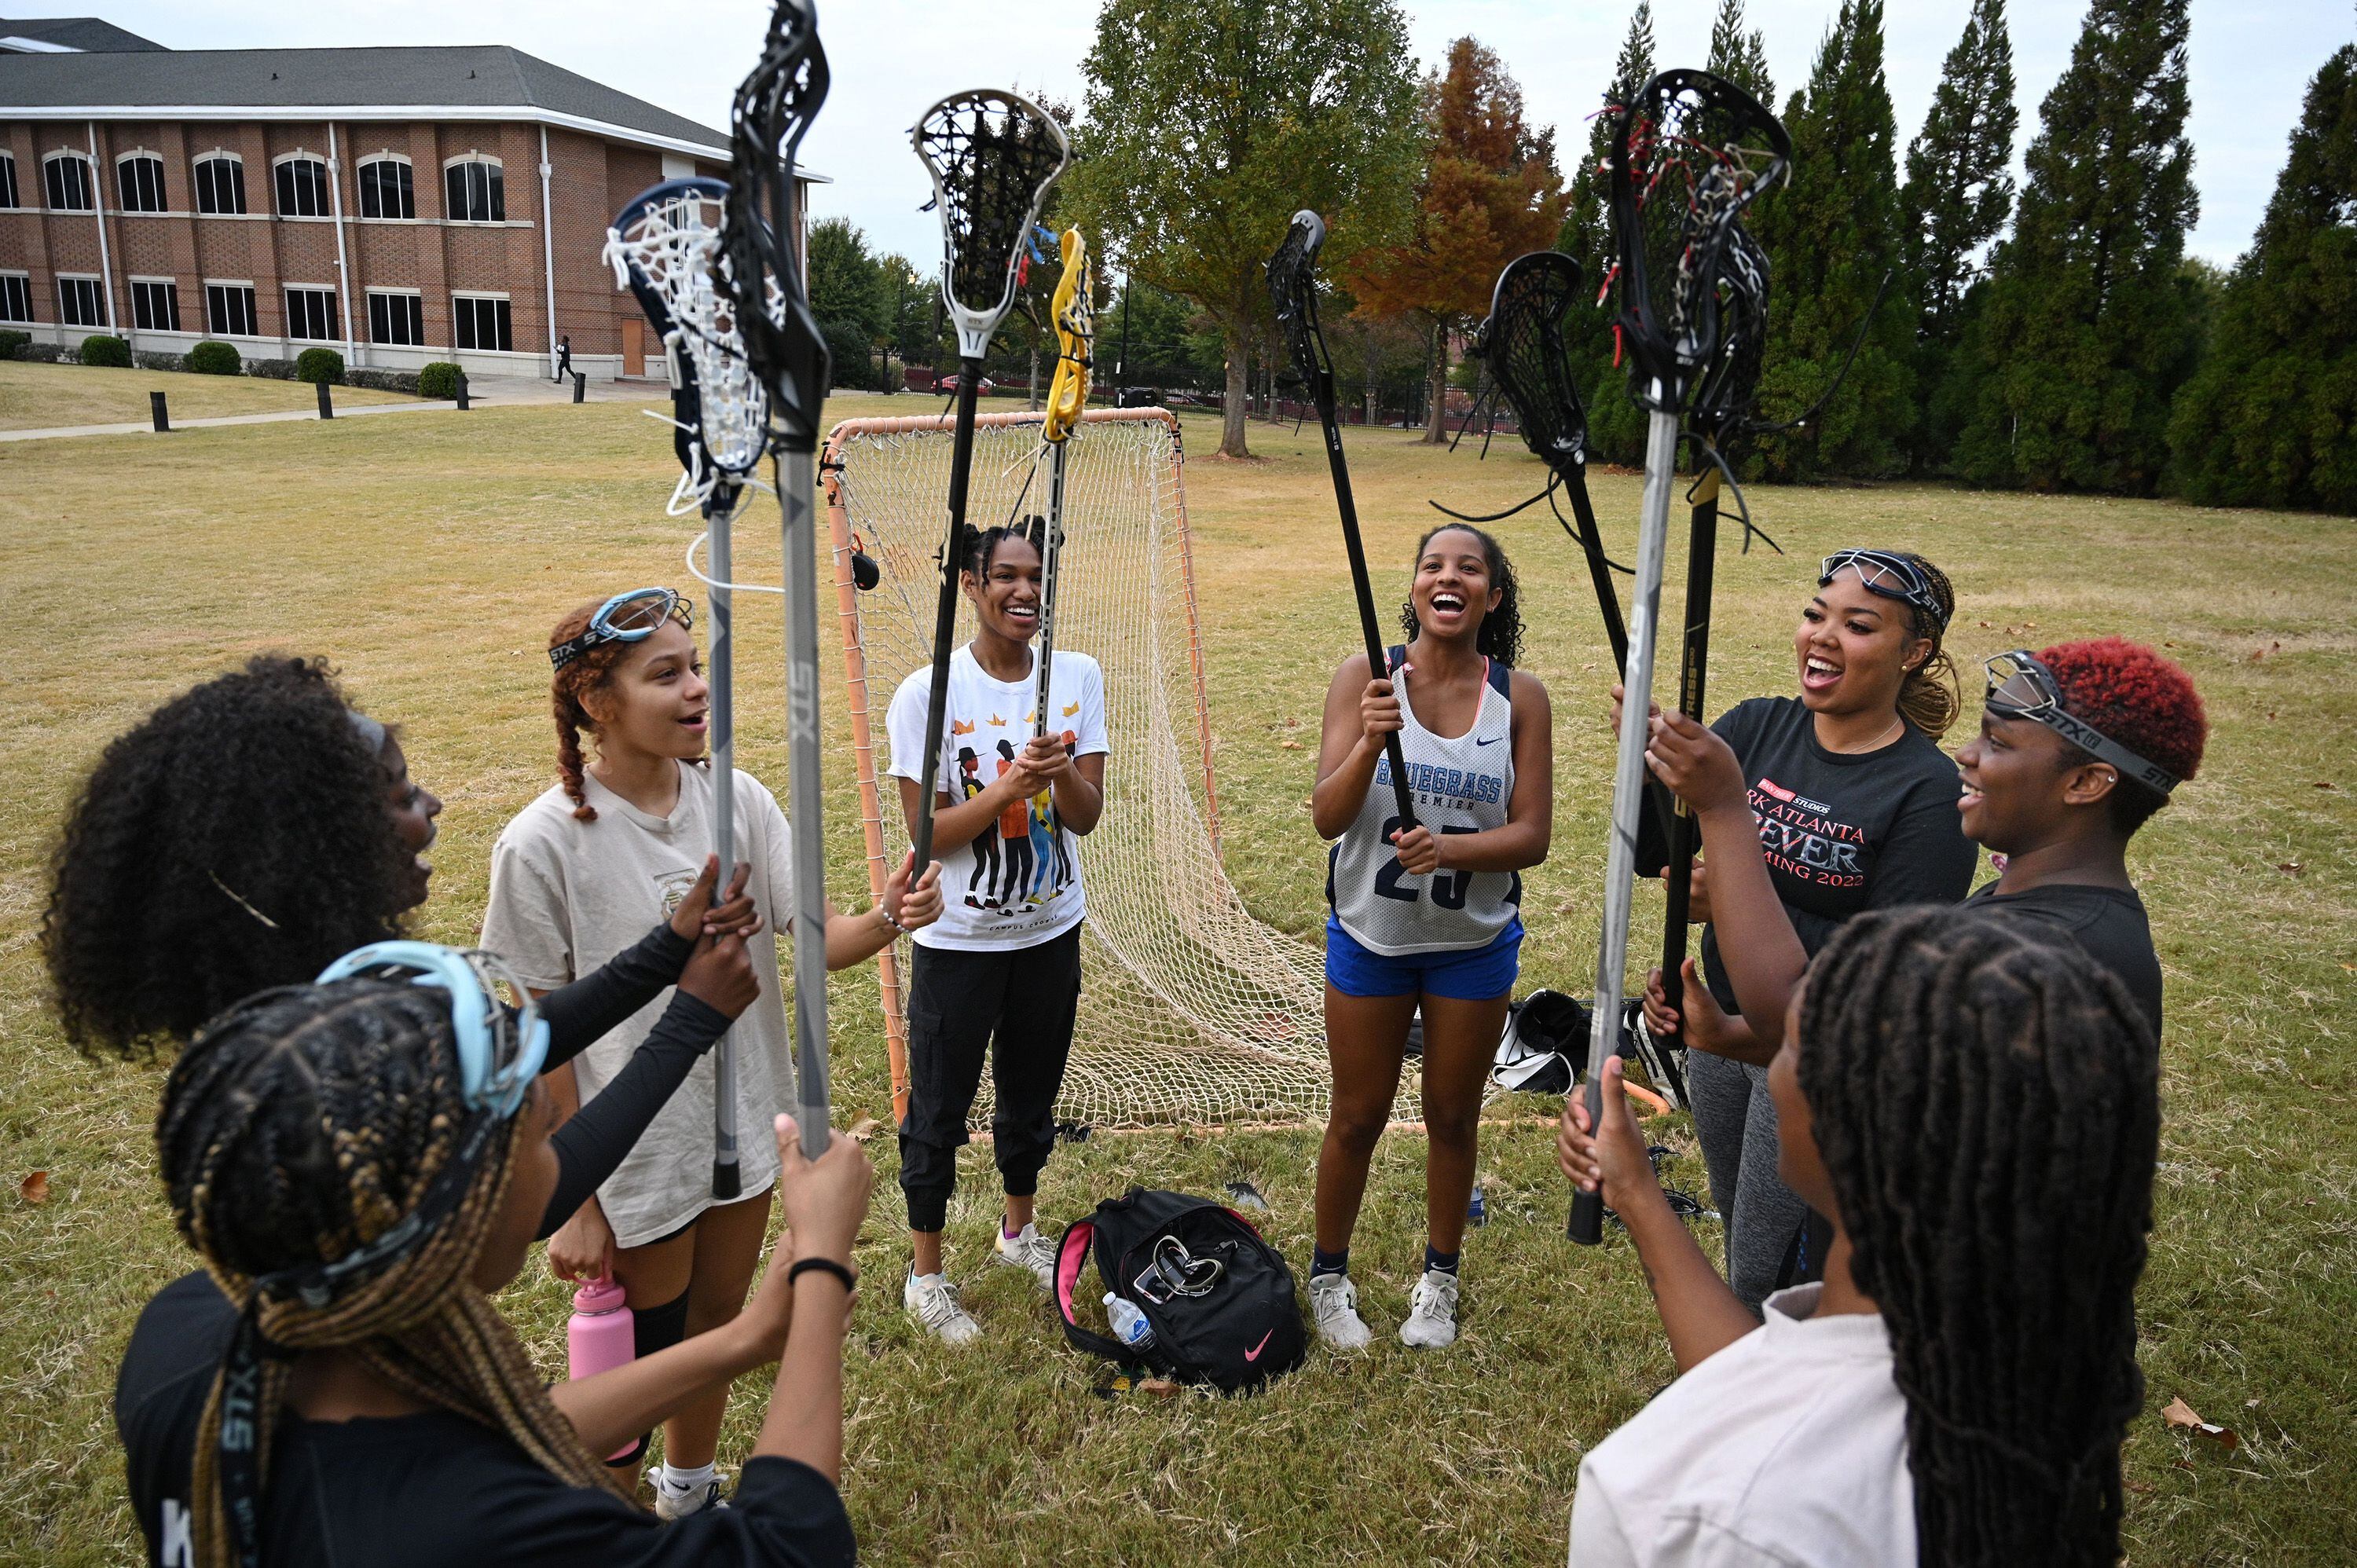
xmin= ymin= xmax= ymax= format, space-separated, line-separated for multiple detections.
xmin=537 ymin=991 xmax=730 ymax=1238
xmin=537 ymin=922 xmax=695 ymax=1070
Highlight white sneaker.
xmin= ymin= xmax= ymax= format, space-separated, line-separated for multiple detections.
xmin=992 ymin=1222 xmax=1057 ymax=1289
xmin=903 ymin=1266 xmax=981 ymax=1344
xmin=1399 ymin=1269 xmax=1460 ymax=1349
xmin=1307 ymin=1272 xmax=1372 ymax=1350
xmin=654 ymin=1473 xmax=727 ymax=1520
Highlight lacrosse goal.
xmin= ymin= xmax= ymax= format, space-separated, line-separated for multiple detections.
xmin=824 ymin=406 xmax=1332 ymax=1130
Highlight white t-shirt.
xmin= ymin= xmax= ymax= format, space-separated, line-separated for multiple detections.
xmin=1568 ymin=1285 xmax=1915 ymax=1567
xmin=885 ymin=644 xmax=1109 ymax=952
xmin=479 ymin=761 xmax=796 ymax=1249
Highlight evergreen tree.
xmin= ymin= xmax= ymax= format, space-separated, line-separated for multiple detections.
xmin=1749 ymin=0 xmax=1916 ymax=479
xmin=1706 ymin=0 xmax=1775 ymax=107
xmin=2169 ymin=45 xmax=2357 ymax=511
xmin=1559 ymin=2 xmax=1654 ymax=465
xmin=1953 ymin=0 xmax=2199 ymax=493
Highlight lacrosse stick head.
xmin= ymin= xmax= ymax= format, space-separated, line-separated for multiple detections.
xmin=1266 ymin=210 xmax=1334 ymax=405
xmin=606 ymin=177 xmax=767 ymax=511
xmin=1476 ymin=250 xmax=1590 ymax=477
xmin=1689 ymin=222 xmax=1770 ymax=434
xmin=1608 ymin=68 xmax=1790 ymax=412
xmin=1042 ymin=227 xmax=1094 ymax=444
xmin=912 ymin=90 xmax=1072 ymax=361
xmin=724 ymin=0 xmax=831 ymax=453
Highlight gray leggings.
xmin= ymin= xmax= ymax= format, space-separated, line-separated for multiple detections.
xmin=1687 ymin=1049 xmax=1808 ymax=1313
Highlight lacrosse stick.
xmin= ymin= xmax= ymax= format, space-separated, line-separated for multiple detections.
xmin=908 ymin=90 xmax=1072 ymax=875
xmin=722 ymin=0 xmax=834 ymax=1160
xmin=1268 ymin=211 xmax=1417 ymax=832
xmin=1571 ymin=69 xmax=1789 ymax=1245
xmin=1028 ymin=226 xmax=1093 ymax=771
xmin=606 ymin=174 xmax=771 ymax=1196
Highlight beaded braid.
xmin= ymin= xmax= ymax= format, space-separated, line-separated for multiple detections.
xmin=544 ymin=599 xmax=688 ymax=822
xmin=159 ymin=980 xmax=630 ymax=1567
xmin=1797 ymin=907 xmax=2158 ymax=1567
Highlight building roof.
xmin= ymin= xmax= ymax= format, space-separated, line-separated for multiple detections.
xmin=0 ymin=14 xmax=164 ymax=52
xmin=0 ymin=43 xmax=731 ymax=157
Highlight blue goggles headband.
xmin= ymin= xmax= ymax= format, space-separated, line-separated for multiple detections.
xmin=548 ymin=586 xmax=694 ymax=670
xmin=1819 ymin=548 xmax=1949 ymax=629
xmin=315 ymin=942 xmax=549 ymax=1119
xmin=1983 ymin=650 xmax=2179 ymax=797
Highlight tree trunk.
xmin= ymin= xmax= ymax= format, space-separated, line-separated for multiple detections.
xmin=1364 ymin=334 xmax=1380 ymax=427
xmin=1420 ymin=316 xmax=1449 ymax=444
xmin=1261 ymin=352 xmax=1276 ymax=421
xmin=1219 ymin=323 xmax=1250 ymax=458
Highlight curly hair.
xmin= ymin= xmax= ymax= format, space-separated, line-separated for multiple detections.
xmin=1398 ymin=523 xmax=1523 ymax=668
xmin=42 ymin=656 xmax=407 ymax=1057
xmin=2037 ymin=637 xmax=2208 ymax=836
xmin=1799 ymin=907 xmax=2157 ymax=1568
xmin=161 ymin=979 xmax=629 ymax=1566
xmin=545 ymin=596 xmax=691 ymax=822
xmin=1888 ymin=551 xmax=1961 ymax=739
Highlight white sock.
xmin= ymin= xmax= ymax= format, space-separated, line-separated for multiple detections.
xmin=914 ymin=1269 xmax=948 ymax=1287
xmin=659 ymin=1461 xmax=716 ymax=1498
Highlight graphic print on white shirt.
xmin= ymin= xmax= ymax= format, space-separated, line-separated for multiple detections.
xmin=885 ymin=644 xmax=1109 ymax=952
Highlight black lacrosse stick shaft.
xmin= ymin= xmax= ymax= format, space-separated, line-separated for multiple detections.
xmin=1659 ymin=466 xmax=1721 ymax=1042
xmin=911 ymin=369 xmax=984 ymax=874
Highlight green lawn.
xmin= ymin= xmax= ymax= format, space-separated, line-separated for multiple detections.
xmin=0 ymin=358 xmax=412 ymax=430
xmin=1 ymin=394 xmax=2350 ymax=1563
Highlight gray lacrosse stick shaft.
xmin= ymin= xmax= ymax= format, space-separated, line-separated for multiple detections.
xmin=779 ymin=447 xmax=833 ymax=1160
xmin=1031 ymin=434 xmax=1071 ymax=743
xmin=709 ymin=490 xmax=742 ymax=1199
xmin=1569 ymin=405 xmax=1679 ymax=1244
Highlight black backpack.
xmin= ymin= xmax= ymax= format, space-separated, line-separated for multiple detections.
xmin=1054 ymin=1188 xmax=1307 ymax=1392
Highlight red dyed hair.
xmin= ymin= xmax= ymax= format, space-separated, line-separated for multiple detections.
xmin=2038 ymin=637 xmax=2207 ymax=833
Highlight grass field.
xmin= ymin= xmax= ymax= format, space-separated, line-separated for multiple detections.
xmin=2 ymin=391 xmax=2352 ymax=1563
xmin=0 ymin=359 xmax=412 ymax=431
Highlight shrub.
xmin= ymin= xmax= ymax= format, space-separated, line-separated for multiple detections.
xmin=247 ymin=357 xmax=298 ymax=381
xmin=0 ymin=329 xmax=27 ymax=360
xmin=78 ymin=334 xmax=132 ymax=368
xmin=187 ymin=340 xmax=243 ymax=376
xmin=418 ymin=361 xmax=463 ymax=400
xmin=346 ymin=368 xmax=423 ymax=395
xmin=295 ymin=347 xmax=345 ymax=385
xmin=134 ymin=350 xmax=185 ymax=372
xmin=16 ymin=341 xmax=68 ymax=365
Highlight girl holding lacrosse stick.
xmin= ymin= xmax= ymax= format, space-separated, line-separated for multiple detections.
xmin=1307 ymin=523 xmax=1552 ymax=1352
xmin=883 ymin=518 xmax=1107 ymax=1344
xmin=483 ymin=588 xmax=940 ymax=1515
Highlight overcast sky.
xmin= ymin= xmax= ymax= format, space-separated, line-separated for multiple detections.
xmin=19 ymin=1 xmax=2344 ymax=269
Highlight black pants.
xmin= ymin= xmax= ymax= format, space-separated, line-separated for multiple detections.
xmin=898 ymin=925 xmax=1083 ymax=1233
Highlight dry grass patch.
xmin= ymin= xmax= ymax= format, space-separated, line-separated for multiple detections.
xmin=0 ymin=358 xmax=411 ymax=430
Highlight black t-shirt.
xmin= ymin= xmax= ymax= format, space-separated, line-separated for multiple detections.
xmin=116 ymin=1272 xmax=854 ymax=1568
xmin=1701 ymin=697 xmax=1978 ymax=1011
xmin=1967 ymin=879 xmax=2163 ymax=1037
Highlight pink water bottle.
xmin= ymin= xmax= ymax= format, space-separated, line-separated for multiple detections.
xmin=567 ymin=1277 xmax=636 ymax=1460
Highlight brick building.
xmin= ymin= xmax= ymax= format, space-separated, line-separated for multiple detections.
xmin=0 ymin=20 xmax=812 ymax=380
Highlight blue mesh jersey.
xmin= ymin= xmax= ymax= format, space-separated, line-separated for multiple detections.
xmin=1327 ymin=650 xmax=1520 ymax=957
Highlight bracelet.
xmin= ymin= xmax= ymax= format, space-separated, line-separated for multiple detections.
xmin=786 ymin=1256 xmax=858 ymax=1292
xmin=872 ymin=900 xmax=908 ymax=936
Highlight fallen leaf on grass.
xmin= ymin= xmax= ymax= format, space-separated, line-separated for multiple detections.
xmin=1139 ymin=1378 xmax=1180 ymax=1398
xmin=2249 ymin=640 xmax=2282 ymax=662
xmin=2277 ymin=863 xmax=2304 ymax=877
xmin=19 ymin=1171 xmax=49 ymax=1204
xmin=1279 ymin=739 xmax=1303 ymax=750
xmin=2162 ymin=1396 xmax=2239 ymax=1450
xmin=2315 ymin=781 xmax=2338 ymax=790
xmin=846 ymin=1116 xmax=879 ymax=1143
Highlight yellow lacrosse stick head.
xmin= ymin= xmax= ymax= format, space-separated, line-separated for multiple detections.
xmin=1043 ymin=227 xmax=1094 ymax=445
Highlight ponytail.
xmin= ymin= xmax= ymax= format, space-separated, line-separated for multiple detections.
xmin=1891 ymin=551 xmax=1959 ymax=739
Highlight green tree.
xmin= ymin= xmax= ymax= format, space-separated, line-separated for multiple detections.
xmin=1560 ymin=2 xmax=1654 ymax=465
xmin=2169 ymin=45 xmax=2357 ymax=511
xmin=1952 ymin=0 xmax=2199 ymax=493
xmin=1348 ymin=36 xmax=1569 ymax=442
xmin=1067 ymin=0 xmax=1422 ymax=458
xmin=807 ymin=215 xmax=888 ymax=390
xmin=1706 ymin=0 xmax=1775 ymax=106
xmin=1749 ymin=0 xmax=1916 ymax=479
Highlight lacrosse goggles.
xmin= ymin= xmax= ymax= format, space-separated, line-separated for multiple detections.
xmin=1131 ymin=1236 xmax=1227 ymax=1306
xmin=1982 ymin=650 xmax=2181 ymax=797
xmin=1818 ymin=548 xmax=1950 ymax=629
xmin=548 ymin=586 xmax=695 ymax=671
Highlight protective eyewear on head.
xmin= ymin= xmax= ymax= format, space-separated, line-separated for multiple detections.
xmin=1818 ymin=548 xmax=1949 ymax=628
xmin=548 ymin=587 xmax=695 ymax=671
xmin=315 ymin=941 xmax=550 ymax=1119
xmin=1982 ymin=650 xmax=2179 ymax=796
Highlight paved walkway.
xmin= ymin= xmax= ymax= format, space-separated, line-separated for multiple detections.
xmin=0 ymin=372 xmax=665 ymax=443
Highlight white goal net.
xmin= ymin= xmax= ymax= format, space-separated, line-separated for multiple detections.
xmin=823 ymin=407 xmax=1332 ymax=1130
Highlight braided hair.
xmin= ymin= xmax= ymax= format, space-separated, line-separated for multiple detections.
xmin=1886 ymin=551 xmax=1960 ymax=739
xmin=159 ymin=979 xmax=629 ymax=1566
xmin=544 ymin=596 xmax=692 ymax=822
xmin=1398 ymin=523 xmax=1523 ymax=668
xmin=962 ymin=515 xmax=1047 ymax=581
xmin=1797 ymin=907 xmax=2158 ymax=1567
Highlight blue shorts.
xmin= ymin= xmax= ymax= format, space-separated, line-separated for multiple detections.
xmin=1325 ymin=914 xmax=1522 ymax=1002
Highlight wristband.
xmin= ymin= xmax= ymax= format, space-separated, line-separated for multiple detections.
xmin=872 ymin=900 xmax=909 ymax=936
xmin=786 ymin=1256 xmax=858 ymax=1292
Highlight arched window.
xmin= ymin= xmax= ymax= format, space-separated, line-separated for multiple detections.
xmin=193 ymin=153 xmax=246 ymax=215
xmin=273 ymin=152 xmax=328 ymax=218
xmin=443 ymin=156 xmax=504 ymax=223
xmin=357 ymin=155 xmax=414 ymax=220
xmin=44 ymin=152 xmax=96 ymax=212
xmin=117 ymin=152 xmax=167 ymax=213
xmin=0 ymin=153 xmax=19 ymax=211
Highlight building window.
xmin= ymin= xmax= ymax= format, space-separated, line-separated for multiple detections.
xmin=285 ymin=287 xmax=338 ymax=341
xmin=193 ymin=154 xmax=246 ymax=214
xmin=368 ymin=291 xmax=425 ymax=346
xmin=274 ymin=156 xmax=328 ymax=218
xmin=45 ymin=153 xmax=96 ymax=212
xmin=206 ymin=283 xmax=258 ymax=336
xmin=0 ymin=154 xmax=18 ymax=210
xmin=118 ymin=153 xmax=167 ymax=213
xmin=0 ymin=273 xmax=31 ymax=323
xmin=453 ymin=294 xmax=512 ymax=352
xmin=130 ymin=279 xmax=181 ymax=332
xmin=444 ymin=158 xmax=504 ymax=223
xmin=58 ymin=276 xmax=108 ymax=328
xmin=357 ymin=156 xmax=414 ymax=219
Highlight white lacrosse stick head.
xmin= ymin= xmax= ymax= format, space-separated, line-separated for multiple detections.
xmin=911 ymin=90 xmax=1072 ymax=361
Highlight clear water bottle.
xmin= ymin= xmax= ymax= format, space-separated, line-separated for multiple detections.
xmin=1105 ymin=1293 xmax=1156 ymax=1351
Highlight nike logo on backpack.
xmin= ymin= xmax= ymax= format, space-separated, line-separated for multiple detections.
xmin=1475 ymin=735 xmax=1502 ymax=746
xmin=1244 ymin=1328 xmax=1274 ymax=1361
